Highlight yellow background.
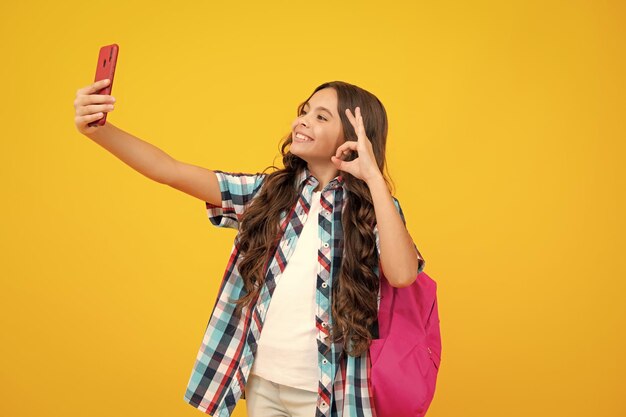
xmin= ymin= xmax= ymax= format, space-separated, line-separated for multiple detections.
xmin=1 ymin=1 xmax=624 ymax=416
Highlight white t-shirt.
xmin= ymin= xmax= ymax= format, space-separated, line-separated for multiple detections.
xmin=250 ymin=190 xmax=322 ymax=392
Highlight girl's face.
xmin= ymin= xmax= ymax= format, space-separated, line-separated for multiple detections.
xmin=290 ymin=87 xmax=345 ymax=164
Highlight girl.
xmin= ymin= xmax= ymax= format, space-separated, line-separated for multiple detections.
xmin=73 ymin=80 xmax=425 ymax=417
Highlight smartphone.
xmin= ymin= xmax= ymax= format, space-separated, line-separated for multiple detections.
xmin=88 ymin=43 xmax=119 ymax=127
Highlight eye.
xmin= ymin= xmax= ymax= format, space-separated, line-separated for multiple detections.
xmin=318 ymin=115 xmax=328 ymax=121
xmin=299 ymin=109 xmax=307 ymax=116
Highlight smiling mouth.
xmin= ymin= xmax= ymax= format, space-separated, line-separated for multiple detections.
xmin=294 ymin=132 xmax=314 ymax=142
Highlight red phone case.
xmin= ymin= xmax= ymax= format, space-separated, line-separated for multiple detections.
xmin=88 ymin=44 xmax=119 ymax=127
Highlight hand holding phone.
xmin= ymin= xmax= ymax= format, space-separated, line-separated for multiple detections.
xmin=87 ymin=44 xmax=119 ymax=127
xmin=74 ymin=78 xmax=116 ymax=135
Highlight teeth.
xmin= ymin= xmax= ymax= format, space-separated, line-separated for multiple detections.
xmin=295 ymin=133 xmax=312 ymax=141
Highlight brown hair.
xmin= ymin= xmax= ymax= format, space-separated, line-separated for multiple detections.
xmin=233 ymin=81 xmax=394 ymax=357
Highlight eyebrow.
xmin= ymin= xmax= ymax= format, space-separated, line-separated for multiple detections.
xmin=303 ymin=102 xmax=334 ymax=117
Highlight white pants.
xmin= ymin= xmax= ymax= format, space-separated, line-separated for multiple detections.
xmin=245 ymin=373 xmax=318 ymax=417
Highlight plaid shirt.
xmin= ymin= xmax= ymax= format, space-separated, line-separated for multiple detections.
xmin=184 ymin=166 xmax=425 ymax=417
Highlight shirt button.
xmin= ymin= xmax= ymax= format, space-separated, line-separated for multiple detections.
xmin=321 ymin=402 xmax=328 ymax=408
xmin=321 ymin=282 xmax=328 ymax=288
xmin=322 ymin=359 xmax=328 ymax=364
xmin=321 ymin=322 xmax=327 ymax=328
xmin=323 ymin=242 xmax=329 ymax=248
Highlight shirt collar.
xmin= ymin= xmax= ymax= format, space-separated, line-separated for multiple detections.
xmin=297 ymin=166 xmax=345 ymax=192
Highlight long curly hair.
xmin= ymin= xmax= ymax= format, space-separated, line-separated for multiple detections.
xmin=232 ymin=81 xmax=394 ymax=357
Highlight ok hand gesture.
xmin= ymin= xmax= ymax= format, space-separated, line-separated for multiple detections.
xmin=331 ymin=107 xmax=383 ymax=184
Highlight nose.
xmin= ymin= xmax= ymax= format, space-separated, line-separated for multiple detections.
xmin=299 ymin=112 xmax=311 ymax=127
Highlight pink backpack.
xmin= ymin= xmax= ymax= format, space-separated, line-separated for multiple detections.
xmin=370 ymin=270 xmax=442 ymax=417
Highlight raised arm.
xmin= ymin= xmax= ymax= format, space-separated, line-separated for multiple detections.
xmin=74 ymin=79 xmax=221 ymax=206
xmin=167 ymin=161 xmax=221 ymax=204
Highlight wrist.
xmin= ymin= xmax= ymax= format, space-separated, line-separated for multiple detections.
xmin=85 ymin=122 xmax=113 ymax=141
xmin=365 ymin=171 xmax=385 ymax=187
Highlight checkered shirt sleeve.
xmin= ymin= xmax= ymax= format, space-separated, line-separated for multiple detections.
xmin=205 ymin=170 xmax=267 ymax=230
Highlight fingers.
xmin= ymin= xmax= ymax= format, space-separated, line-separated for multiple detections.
xmin=330 ymin=155 xmax=344 ymax=169
xmin=355 ymin=107 xmax=364 ymax=135
xmin=76 ymin=78 xmax=110 ymax=96
xmin=74 ymin=79 xmax=116 ymax=115
xmin=75 ymin=79 xmax=115 ymax=103
xmin=345 ymin=108 xmax=357 ymax=129
xmin=75 ymin=112 xmax=105 ymax=126
xmin=75 ymin=102 xmax=115 ymax=117
xmin=74 ymin=91 xmax=115 ymax=105
xmin=334 ymin=140 xmax=357 ymax=158
xmin=74 ymin=79 xmax=116 ymax=133
xmin=345 ymin=107 xmax=365 ymax=137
